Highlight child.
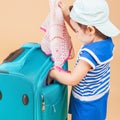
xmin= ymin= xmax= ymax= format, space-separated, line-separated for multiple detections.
xmin=48 ymin=0 xmax=120 ymax=120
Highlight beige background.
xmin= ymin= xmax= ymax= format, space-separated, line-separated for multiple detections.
xmin=0 ymin=0 xmax=120 ymax=119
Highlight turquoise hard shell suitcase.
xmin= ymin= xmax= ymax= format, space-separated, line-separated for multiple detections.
xmin=0 ymin=43 xmax=68 ymax=120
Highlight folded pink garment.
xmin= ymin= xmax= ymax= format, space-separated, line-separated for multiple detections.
xmin=40 ymin=0 xmax=74 ymax=67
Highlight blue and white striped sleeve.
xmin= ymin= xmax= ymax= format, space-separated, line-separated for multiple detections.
xmin=78 ymin=50 xmax=98 ymax=69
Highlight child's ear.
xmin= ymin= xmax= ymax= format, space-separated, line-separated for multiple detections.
xmin=86 ymin=26 xmax=95 ymax=35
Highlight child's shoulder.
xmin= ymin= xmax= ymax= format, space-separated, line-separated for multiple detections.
xmin=83 ymin=37 xmax=113 ymax=50
xmin=79 ymin=38 xmax=114 ymax=63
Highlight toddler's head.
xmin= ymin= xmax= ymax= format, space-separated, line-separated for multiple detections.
xmin=70 ymin=0 xmax=120 ymax=43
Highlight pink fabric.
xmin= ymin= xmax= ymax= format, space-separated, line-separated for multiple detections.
xmin=40 ymin=0 xmax=74 ymax=67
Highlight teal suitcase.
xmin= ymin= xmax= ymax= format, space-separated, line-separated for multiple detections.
xmin=0 ymin=43 xmax=68 ymax=120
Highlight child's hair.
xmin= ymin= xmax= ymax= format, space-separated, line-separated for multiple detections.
xmin=78 ymin=23 xmax=108 ymax=39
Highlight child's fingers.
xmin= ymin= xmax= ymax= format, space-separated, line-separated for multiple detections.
xmin=58 ymin=0 xmax=66 ymax=11
xmin=58 ymin=1 xmax=62 ymax=8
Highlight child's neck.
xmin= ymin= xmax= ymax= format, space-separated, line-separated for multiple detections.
xmin=93 ymin=36 xmax=108 ymax=42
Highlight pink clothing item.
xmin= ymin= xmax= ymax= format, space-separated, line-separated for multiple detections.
xmin=40 ymin=0 xmax=74 ymax=67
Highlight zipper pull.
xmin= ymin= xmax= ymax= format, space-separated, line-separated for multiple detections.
xmin=52 ymin=105 xmax=56 ymax=112
xmin=41 ymin=95 xmax=45 ymax=111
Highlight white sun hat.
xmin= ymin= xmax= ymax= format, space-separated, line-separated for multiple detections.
xmin=70 ymin=0 xmax=120 ymax=37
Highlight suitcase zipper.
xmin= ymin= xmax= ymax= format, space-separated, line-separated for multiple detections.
xmin=52 ymin=105 xmax=56 ymax=112
xmin=41 ymin=95 xmax=45 ymax=111
xmin=41 ymin=95 xmax=56 ymax=113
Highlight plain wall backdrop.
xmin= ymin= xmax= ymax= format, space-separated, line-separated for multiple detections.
xmin=0 ymin=0 xmax=120 ymax=119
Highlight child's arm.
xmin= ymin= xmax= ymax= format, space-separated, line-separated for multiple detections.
xmin=58 ymin=0 xmax=75 ymax=32
xmin=49 ymin=60 xmax=91 ymax=86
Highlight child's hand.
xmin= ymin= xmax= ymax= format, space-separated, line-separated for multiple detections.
xmin=46 ymin=74 xmax=54 ymax=85
xmin=58 ymin=0 xmax=75 ymax=32
xmin=58 ymin=0 xmax=66 ymax=11
xmin=58 ymin=0 xmax=69 ymax=17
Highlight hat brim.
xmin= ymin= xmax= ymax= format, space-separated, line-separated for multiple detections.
xmin=95 ymin=20 xmax=120 ymax=37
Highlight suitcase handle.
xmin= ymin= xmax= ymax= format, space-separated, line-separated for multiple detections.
xmin=3 ymin=42 xmax=40 ymax=62
xmin=0 ymin=70 xmax=9 ymax=74
xmin=2 ymin=44 xmax=40 ymax=71
xmin=16 ymin=46 xmax=40 ymax=68
xmin=3 ymin=48 xmax=24 ymax=63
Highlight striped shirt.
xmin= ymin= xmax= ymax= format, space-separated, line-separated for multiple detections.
xmin=72 ymin=37 xmax=114 ymax=101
